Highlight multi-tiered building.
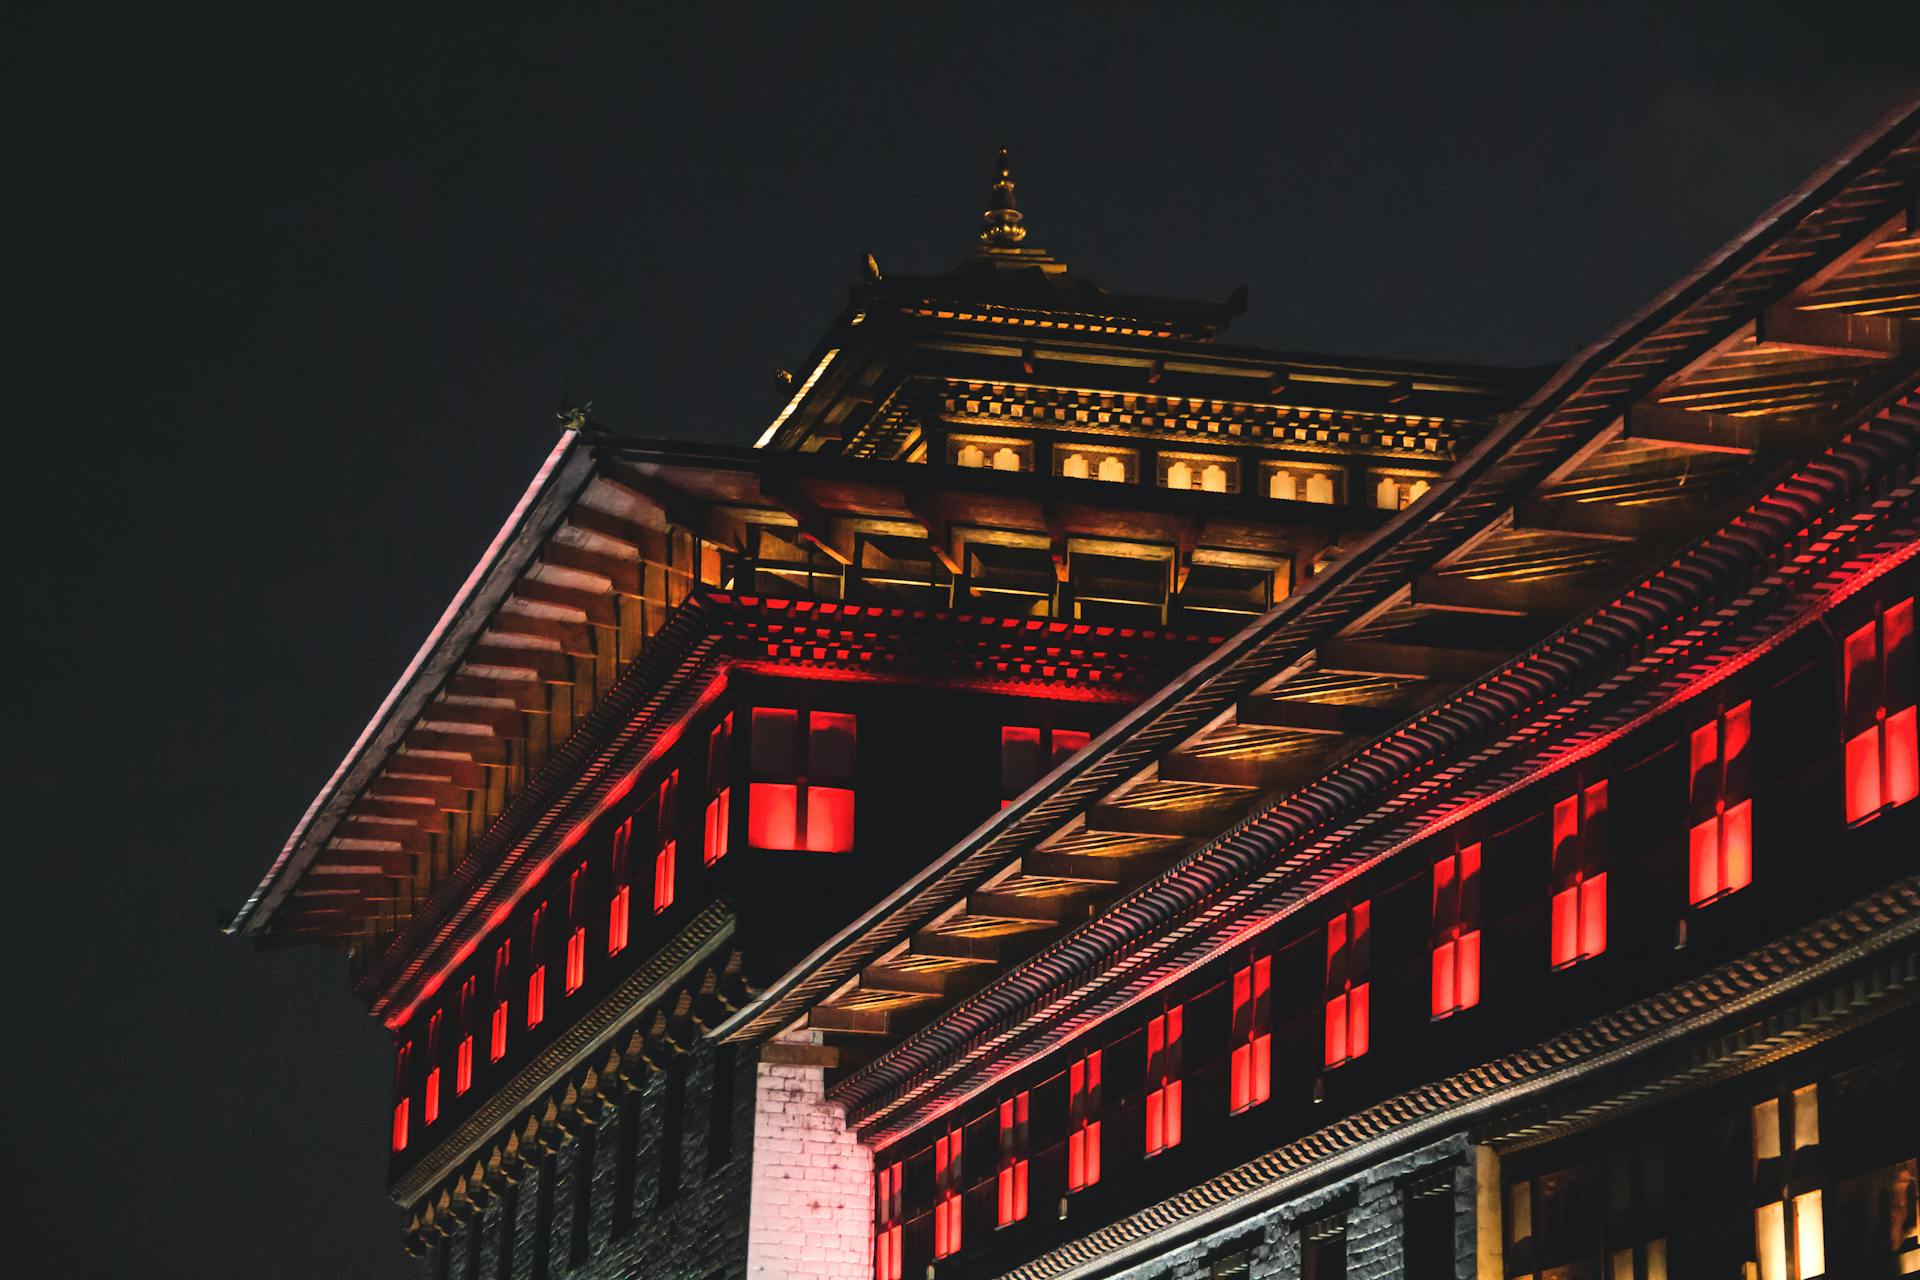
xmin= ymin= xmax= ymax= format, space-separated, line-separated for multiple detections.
xmin=235 ymin=109 xmax=1920 ymax=1280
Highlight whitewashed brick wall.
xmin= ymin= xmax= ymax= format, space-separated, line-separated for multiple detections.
xmin=746 ymin=1038 xmax=874 ymax=1280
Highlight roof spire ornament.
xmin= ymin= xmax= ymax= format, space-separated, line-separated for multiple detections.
xmin=978 ymin=147 xmax=1028 ymax=250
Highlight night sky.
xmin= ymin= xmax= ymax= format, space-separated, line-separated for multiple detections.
xmin=19 ymin=7 xmax=1915 ymax=1277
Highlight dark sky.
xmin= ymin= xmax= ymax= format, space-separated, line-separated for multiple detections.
xmin=18 ymin=6 xmax=1915 ymax=1277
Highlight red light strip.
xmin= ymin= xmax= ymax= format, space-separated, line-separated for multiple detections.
xmin=862 ymin=508 xmax=1920 ymax=1146
xmin=382 ymin=673 xmax=733 ymax=1030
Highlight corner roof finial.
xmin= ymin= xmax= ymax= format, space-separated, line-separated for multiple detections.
xmin=978 ymin=147 xmax=1028 ymax=250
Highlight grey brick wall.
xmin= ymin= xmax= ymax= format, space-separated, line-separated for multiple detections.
xmin=1104 ymin=1133 xmax=1482 ymax=1280
xmin=431 ymin=1039 xmax=758 ymax=1280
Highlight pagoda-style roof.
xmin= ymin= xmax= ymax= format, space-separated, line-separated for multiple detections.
xmin=228 ymin=430 xmax=1421 ymax=1003
xmin=719 ymin=99 xmax=1920 ymax=1144
xmin=754 ymin=149 xmax=1538 ymax=455
xmin=231 ymin=152 xmax=1539 ymax=976
xmin=857 ymin=146 xmax=1242 ymax=342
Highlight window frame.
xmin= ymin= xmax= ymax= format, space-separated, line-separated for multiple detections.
xmin=1549 ymin=781 xmax=1609 ymax=968
xmin=1144 ymin=1004 xmax=1185 ymax=1156
xmin=1689 ymin=700 xmax=1754 ymax=905
xmin=746 ymin=705 xmax=856 ymax=853
xmin=1842 ymin=596 xmax=1916 ymax=824
xmin=1324 ymin=901 xmax=1372 ymax=1068
xmin=1431 ymin=843 xmax=1482 ymax=1019
xmin=1229 ymin=955 xmax=1272 ymax=1113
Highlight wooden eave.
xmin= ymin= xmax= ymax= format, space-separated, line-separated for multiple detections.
xmin=713 ymin=98 xmax=1920 ymax=1113
xmin=244 ymin=425 xmax=1402 ymax=952
xmin=760 ymin=300 xmax=1540 ymax=454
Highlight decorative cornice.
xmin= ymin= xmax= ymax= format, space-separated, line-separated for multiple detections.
xmin=389 ymin=901 xmax=736 ymax=1209
xmin=720 ymin=105 xmax=1920 ymax=1049
xmin=994 ymin=876 xmax=1920 ymax=1280
xmin=837 ymin=390 xmax=1920 ymax=1136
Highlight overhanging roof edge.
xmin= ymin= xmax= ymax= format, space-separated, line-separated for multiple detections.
xmin=229 ymin=431 xmax=597 ymax=937
xmin=715 ymin=93 xmax=1920 ymax=1048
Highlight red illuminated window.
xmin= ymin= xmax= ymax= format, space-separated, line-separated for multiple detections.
xmin=1842 ymin=598 xmax=1916 ymax=824
xmin=638 ymin=772 xmax=678 ymax=913
xmin=1690 ymin=701 xmax=1754 ymax=905
xmin=1144 ymin=1004 xmax=1184 ymax=1156
xmin=1431 ymin=844 xmax=1482 ymax=1018
xmin=1324 ymin=901 xmax=1371 ymax=1067
xmin=423 ymin=1011 xmax=442 ymax=1125
xmin=1000 ymin=725 xmax=1092 ymax=806
xmin=526 ymin=967 xmax=547 ymax=1026
xmin=1229 ymin=956 xmax=1272 ymax=1113
xmin=489 ymin=940 xmax=510 ymax=1061
xmin=997 ymin=1092 xmax=1030 ymax=1226
xmin=704 ymin=790 xmax=731 ymax=865
xmin=527 ymin=903 xmax=548 ymax=1028
xmin=1067 ymin=1050 xmax=1101 ymax=1192
xmin=391 ymin=1040 xmax=412 ymax=1152
xmin=490 ymin=1001 xmax=509 ymax=1062
xmin=705 ymin=714 xmax=732 ymax=865
xmin=608 ymin=818 xmax=632 ymax=955
xmin=874 ymin=1161 xmax=902 ymax=1280
xmin=1550 ymin=782 xmax=1608 ymax=967
xmin=933 ymin=1128 xmax=963 ymax=1259
xmin=565 ymin=927 xmax=586 ymax=995
xmin=652 ymin=842 xmax=676 ymax=913
xmin=564 ymin=868 xmax=587 ymax=995
xmin=455 ymin=976 xmax=476 ymax=1094
xmin=747 ymin=707 xmax=856 ymax=852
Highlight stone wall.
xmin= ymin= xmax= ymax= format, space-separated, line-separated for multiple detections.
xmin=428 ymin=1039 xmax=757 ymax=1280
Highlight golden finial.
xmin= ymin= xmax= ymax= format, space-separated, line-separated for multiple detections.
xmin=978 ymin=147 xmax=1027 ymax=249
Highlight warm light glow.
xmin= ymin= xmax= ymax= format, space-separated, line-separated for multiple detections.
xmin=704 ymin=789 xmax=730 ymax=864
xmin=455 ymin=1035 xmax=473 ymax=1095
xmin=1756 ymin=1200 xmax=1788 ymax=1280
xmin=564 ymin=926 xmax=585 ymax=994
xmin=934 ymin=1130 xmax=962 ymax=1258
xmin=391 ymin=1099 xmax=409 ymax=1153
xmin=746 ymin=706 xmax=857 ymax=851
xmin=805 ymin=787 xmax=855 ymax=853
xmin=1791 ymin=1084 xmax=1820 ymax=1149
xmin=608 ymin=885 xmax=630 ymax=955
xmin=1550 ymin=783 xmax=1608 ymax=967
xmin=377 ymin=673 xmax=735 ymax=1031
xmin=526 ymin=965 xmax=546 ymax=1028
xmin=1844 ymin=599 xmax=1917 ymax=823
xmin=1753 ymin=1098 xmax=1782 ymax=1161
xmin=653 ymin=840 xmax=676 ymax=914
xmin=1229 ymin=956 xmax=1271 ymax=1112
xmin=1431 ymin=844 xmax=1481 ymax=1018
xmin=1690 ymin=702 xmax=1754 ymax=904
xmin=423 ymin=1067 xmax=440 ymax=1125
xmin=1794 ymin=1191 xmax=1825 ymax=1278
xmin=748 ymin=782 xmax=797 ymax=848
xmin=1144 ymin=1006 xmax=1183 ymax=1155
xmin=1067 ymin=1050 xmax=1101 ymax=1191
xmin=490 ymin=1001 xmax=508 ymax=1062
xmin=874 ymin=1162 xmax=902 ymax=1280
xmin=754 ymin=349 xmax=838 ymax=448
xmin=997 ymin=1091 xmax=1030 ymax=1226
xmin=1324 ymin=902 xmax=1371 ymax=1067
